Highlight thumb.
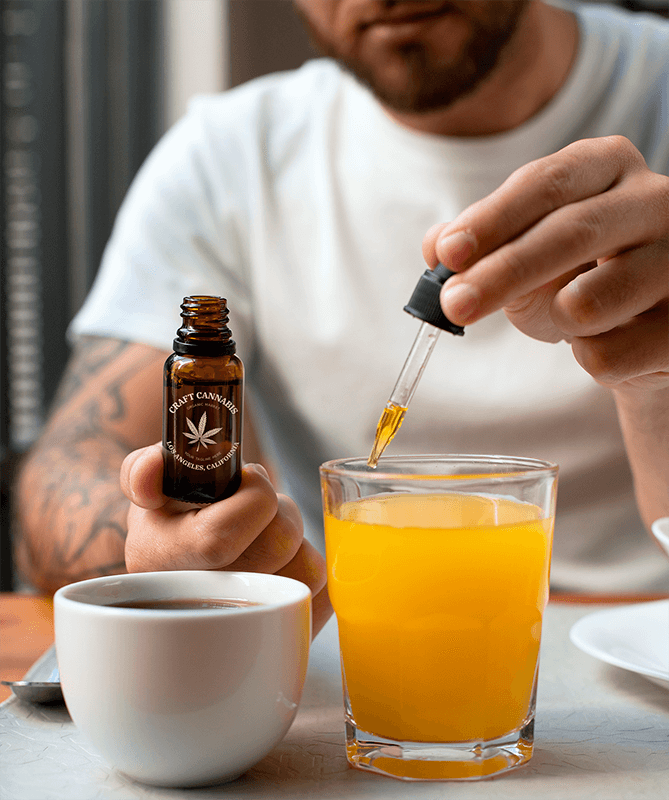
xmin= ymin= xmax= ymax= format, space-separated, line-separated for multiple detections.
xmin=120 ymin=443 xmax=166 ymax=509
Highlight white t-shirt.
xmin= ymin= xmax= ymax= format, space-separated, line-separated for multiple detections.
xmin=71 ymin=3 xmax=669 ymax=592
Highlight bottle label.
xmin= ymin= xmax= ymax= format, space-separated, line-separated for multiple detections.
xmin=165 ymin=391 xmax=240 ymax=472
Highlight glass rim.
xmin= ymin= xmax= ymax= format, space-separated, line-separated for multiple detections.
xmin=319 ymin=453 xmax=558 ymax=481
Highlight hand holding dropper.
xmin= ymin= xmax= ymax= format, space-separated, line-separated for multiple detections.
xmin=367 ymin=264 xmax=464 ymax=467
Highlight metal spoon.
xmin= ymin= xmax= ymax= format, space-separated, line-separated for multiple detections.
xmin=1 ymin=646 xmax=63 ymax=705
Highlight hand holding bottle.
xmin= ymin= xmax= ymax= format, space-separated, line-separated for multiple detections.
xmin=120 ymin=443 xmax=332 ymax=636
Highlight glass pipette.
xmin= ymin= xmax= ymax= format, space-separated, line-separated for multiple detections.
xmin=367 ymin=264 xmax=464 ymax=467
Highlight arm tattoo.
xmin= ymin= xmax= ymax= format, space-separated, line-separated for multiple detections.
xmin=17 ymin=408 xmax=133 ymax=587
xmin=17 ymin=336 xmax=163 ymax=589
xmin=106 ymin=378 xmax=127 ymax=421
xmin=50 ymin=337 xmax=131 ymax=412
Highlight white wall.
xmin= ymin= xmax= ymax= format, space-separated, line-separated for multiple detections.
xmin=163 ymin=0 xmax=228 ymax=129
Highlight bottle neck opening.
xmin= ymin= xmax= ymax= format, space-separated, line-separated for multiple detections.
xmin=174 ymin=296 xmax=236 ymax=355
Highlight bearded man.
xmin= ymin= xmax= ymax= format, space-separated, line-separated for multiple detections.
xmin=17 ymin=2 xmax=669 ymax=625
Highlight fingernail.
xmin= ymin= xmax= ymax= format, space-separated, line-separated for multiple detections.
xmin=440 ymin=282 xmax=480 ymax=324
xmin=248 ymin=463 xmax=270 ymax=479
xmin=436 ymin=230 xmax=477 ymax=270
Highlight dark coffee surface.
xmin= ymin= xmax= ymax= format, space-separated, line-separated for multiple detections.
xmin=104 ymin=598 xmax=262 ymax=610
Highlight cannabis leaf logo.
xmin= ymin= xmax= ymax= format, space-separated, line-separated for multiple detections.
xmin=183 ymin=412 xmax=223 ymax=451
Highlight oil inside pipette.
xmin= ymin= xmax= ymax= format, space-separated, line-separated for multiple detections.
xmin=365 ymin=263 xmax=465 ymax=469
xmin=367 ymin=402 xmax=407 ymax=467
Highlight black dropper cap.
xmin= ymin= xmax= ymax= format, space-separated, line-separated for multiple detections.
xmin=403 ymin=263 xmax=465 ymax=336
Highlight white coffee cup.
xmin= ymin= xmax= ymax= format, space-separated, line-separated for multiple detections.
xmin=54 ymin=571 xmax=311 ymax=787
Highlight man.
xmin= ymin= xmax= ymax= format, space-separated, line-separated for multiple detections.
xmin=15 ymin=1 xmax=669 ymax=633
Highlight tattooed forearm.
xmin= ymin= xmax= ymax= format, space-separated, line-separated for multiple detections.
xmin=15 ymin=432 xmax=132 ymax=592
xmin=50 ymin=337 xmax=131 ymax=413
xmin=14 ymin=338 xmax=167 ymax=593
xmin=107 ymin=378 xmax=128 ymax=422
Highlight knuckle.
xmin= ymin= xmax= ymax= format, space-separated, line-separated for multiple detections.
xmin=300 ymin=544 xmax=328 ymax=594
xmin=240 ymin=471 xmax=280 ymax=520
xmin=277 ymin=494 xmax=303 ymax=531
xmin=258 ymin=483 xmax=281 ymax=519
xmin=271 ymin=500 xmax=304 ymax=548
xmin=281 ymin=540 xmax=327 ymax=593
xmin=235 ymin=527 xmax=301 ymax=572
xmin=557 ymin=278 xmax=606 ymax=333
xmin=568 ymin=209 xmax=604 ymax=254
xmin=572 ymin=338 xmax=620 ymax=385
xmin=495 ymin=245 xmax=531 ymax=288
xmin=524 ymin=156 xmax=576 ymax=210
xmin=646 ymin=172 xmax=669 ymax=225
xmin=310 ymin=570 xmax=327 ymax=597
xmin=315 ymin=561 xmax=328 ymax=594
xmin=601 ymin=134 xmax=629 ymax=153
xmin=601 ymin=135 xmax=644 ymax=170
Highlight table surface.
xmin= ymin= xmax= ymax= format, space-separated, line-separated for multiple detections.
xmin=0 ymin=594 xmax=55 ymax=703
xmin=1 ymin=593 xmax=668 ymax=800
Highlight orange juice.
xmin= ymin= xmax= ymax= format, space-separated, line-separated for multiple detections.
xmin=324 ymin=492 xmax=553 ymax=743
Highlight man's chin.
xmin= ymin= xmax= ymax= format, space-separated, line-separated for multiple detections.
xmin=295 ymin=0 xmax=529 ymax=115
xmin=337 ymin=49 xmax=481 ymax=115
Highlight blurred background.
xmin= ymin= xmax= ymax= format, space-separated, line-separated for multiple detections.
xmin=1 ymin=0 xmax=667 ymax=590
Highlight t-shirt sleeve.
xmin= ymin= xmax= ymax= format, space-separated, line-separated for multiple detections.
xmin=69 ymin=96 xmax=255 ymax=356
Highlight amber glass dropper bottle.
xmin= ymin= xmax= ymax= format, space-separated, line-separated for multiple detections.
xmin=163 ymin=296 xmax=244 ymax=503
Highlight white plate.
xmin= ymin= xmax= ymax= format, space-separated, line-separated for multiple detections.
xmin=651 ymin=516 xmax=669 ymax=558
xmin=570 ymin=600 xmax=669 ymax=689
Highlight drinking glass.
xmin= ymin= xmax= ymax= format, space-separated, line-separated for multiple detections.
xmin=320 ymin=454 xmax=558 ymax=781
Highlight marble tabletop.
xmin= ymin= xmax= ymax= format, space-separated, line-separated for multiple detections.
xmin=1 ymin=602 xmax=668 ymax=800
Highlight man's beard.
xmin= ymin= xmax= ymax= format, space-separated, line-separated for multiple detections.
xmin=296 ymin=2 xmax=529 ymax=114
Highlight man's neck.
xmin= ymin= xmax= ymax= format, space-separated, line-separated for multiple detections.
xmin=384 ymin=2 xmax=579 ymax=138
